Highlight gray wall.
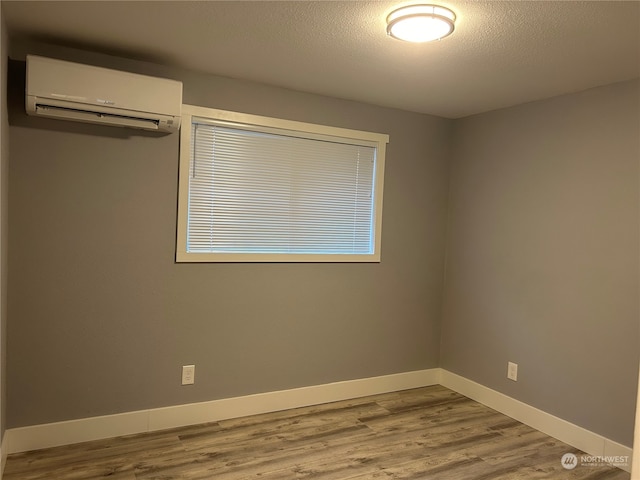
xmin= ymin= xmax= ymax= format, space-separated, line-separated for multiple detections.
xmin=441 ymin=79 xmax=640 ymax=446
xmin=0 ymin=8 xmax=9 ymax=449
xmin=4 ymin=41 xmax=638 ymax=450
xmin=6 ymin=47 xmax=452 ymax=428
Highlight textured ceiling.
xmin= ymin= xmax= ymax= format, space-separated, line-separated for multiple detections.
xmin=2 ymin=1 xmax=639 ymax=118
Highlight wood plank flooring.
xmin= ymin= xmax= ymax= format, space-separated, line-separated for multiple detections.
xmin=3 ymin=385 xmax=631 ymax=479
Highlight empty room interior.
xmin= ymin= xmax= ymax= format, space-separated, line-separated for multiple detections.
xmin=0 ymin=1 xmax=638 ymax=479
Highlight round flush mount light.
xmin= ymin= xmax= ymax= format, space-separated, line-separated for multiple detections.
xmin=386 ymin=4 xmax=456 ymax=43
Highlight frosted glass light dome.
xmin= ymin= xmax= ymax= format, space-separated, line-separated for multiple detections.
xmin=387 ymin=4 xmax=456 ymax=43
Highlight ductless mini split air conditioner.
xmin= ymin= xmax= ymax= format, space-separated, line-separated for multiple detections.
xmin=26 ymin=55 xmax=183 ymax=133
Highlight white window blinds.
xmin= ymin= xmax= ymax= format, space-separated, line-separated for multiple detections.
xmin=176 ymin=106 xmax=388 ymax=262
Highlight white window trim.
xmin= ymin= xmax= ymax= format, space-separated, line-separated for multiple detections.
xmin=176 ymin=104 xmax=389 ymax=263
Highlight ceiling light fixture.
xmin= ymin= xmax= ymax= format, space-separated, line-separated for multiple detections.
xmin=386 ymin=4 xmax=456 ymax=43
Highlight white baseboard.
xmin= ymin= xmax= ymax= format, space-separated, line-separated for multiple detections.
xmin=5 ymin=368 xmax=440 ymax=454
xmin=3 ymin=368 xmax=633 ymax=475
xmin=440 ymin=370 xmax=633 ymax=473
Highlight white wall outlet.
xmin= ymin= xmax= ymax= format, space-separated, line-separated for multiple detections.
xmin=182 ymin=365 xmax=195 ymax=385
xmin=507 ymin=362 xmax=518 ymax=381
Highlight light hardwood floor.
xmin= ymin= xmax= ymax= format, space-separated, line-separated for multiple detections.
xmin=3 ymin=385 xmax=631 ymax=479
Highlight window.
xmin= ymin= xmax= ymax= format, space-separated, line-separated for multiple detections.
xmin=176 ymin=105 xmax=388 ymax=262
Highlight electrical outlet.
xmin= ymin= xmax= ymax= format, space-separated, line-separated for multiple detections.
xmin=507 ymin=362 xmax=518 ymax=381
xmin=182 ymin=365 xmax=195 ymax=385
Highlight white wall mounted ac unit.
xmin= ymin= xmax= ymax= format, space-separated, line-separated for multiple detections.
xmin=26 ymin=55 xmax=183 ymax=133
